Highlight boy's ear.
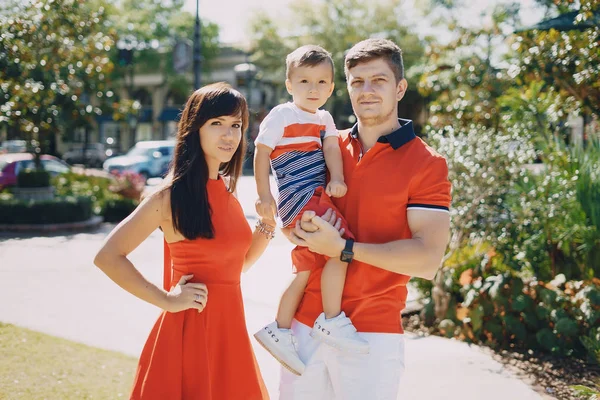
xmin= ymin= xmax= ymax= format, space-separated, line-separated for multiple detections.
xmin=328 ymin=81 xmax=335 ymax=97
xmin=285 ymin=79 xmax=293 ymax=95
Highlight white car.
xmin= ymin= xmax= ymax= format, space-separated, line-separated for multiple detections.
xmin=103 ymin=140 xmax=175 ymax=180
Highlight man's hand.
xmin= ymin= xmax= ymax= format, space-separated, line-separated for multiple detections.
xmin=255 ymin=194 xmax=277 ymax=222
xmin=326 ymin=180 xmax=347 ymax=198
xmin=290 ymin=209 xmax=346 ymax=258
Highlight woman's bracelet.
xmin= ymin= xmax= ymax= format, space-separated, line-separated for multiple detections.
xmin=255 ymin=220 xmax=276 ymax=240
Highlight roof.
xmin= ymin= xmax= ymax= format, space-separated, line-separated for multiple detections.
xmin=517 ymin=10 xmax=600 ymax=32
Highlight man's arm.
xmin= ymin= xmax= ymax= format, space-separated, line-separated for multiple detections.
xmin=290 ymin=209 xmax=450 ymax=280
xmin=352 ymin=210 xmax=449 ymax=280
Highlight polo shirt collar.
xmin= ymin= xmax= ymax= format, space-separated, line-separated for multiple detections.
xmin=350 ymin=118 xmax=416 ymax=150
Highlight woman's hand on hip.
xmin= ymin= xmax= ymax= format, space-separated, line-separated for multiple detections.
xmin=165 ymin=274 xmax=208 ymax=313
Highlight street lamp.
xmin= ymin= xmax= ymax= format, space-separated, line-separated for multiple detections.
xmin=128 ymin=101 xmax=141 ymax=148
xmin=80 ymin=92 xmax=90 ymax=166
xmin=116 ymin=36 xmax=158 ymax=148
xmin=193 ymin=0 xmax=202 ymax=89
xmin=234 ymin=61 xmax=258 ymax=173
xmin=234 ymin=62 xmax=258 ymax=107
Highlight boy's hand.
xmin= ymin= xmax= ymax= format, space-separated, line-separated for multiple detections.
xmin=325 ymin=180 xmax=347 ymax=198
xmin=255 ymin=194 xmax=277 ymax=221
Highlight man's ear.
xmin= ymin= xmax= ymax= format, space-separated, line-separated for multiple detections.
xmin=285 ymin=79 xmax=293 ymax=95
xmin=396 ymin=78 xmax=408 ymax=101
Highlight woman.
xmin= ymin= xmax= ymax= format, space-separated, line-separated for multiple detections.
xmin=94 ymin=82 xmax=273 ymax=400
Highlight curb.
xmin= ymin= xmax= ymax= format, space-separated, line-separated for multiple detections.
xmin=0 ymin=216 xmax=103 ymax=233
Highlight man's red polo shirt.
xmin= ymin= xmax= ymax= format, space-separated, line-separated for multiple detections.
xmin=295 ymin=119 xmax=452 ymax=334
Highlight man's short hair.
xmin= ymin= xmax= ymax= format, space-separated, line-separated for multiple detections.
xmin=286 ymin=45 xmax=334 ymax=80
xmin=344 ymin=38 xmax=404 ymax=82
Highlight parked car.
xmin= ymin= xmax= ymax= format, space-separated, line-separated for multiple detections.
xmin=102 ymin=140 xmax=175 ymax=180
xmin=62 ymin=143 xmax=107 ymax=168
xmin=0 ymin=140 xmax=27 ymax=154
xmin=0 ymin=153 xmax=71 ymax=189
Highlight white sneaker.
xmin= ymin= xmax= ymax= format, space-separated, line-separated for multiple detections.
xmin=254 ymin=321 xmax=305 ymax=376
xmin=310 ymin=312 xmax=370 ymax=354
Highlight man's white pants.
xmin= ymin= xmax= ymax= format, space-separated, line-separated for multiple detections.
xmin=279 ymin=319 xmax=405 ymax=400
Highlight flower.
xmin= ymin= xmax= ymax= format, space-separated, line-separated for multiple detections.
xmin=109 ymin=170 xmax=145 ymax=200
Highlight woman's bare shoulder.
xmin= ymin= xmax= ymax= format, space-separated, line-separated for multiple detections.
xmin=141 ymin=185 xmax=172 ymax=221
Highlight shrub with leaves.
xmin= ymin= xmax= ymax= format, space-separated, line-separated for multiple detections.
xmin=425 ymin=258 xmax=600 ymax=360
xmin=52 ymin=172 xmax=118 ymax=215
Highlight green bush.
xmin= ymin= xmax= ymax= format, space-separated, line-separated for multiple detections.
xmin=52 ymin=172 xmax=118 ymax=215
xmin=17 ymin=168 xmax=51 ymax=188
xmin=102 ymin=198 xmax=138 ymax=223
xmin=51 ymin=172 xmax=141 ymax=222
xmin=414 ymin=2 xmax=600 ymax=369
xmin=0 ymin=196 xmax=92 ymax=224
xmin=500 ymin=163 xmax=597 ymax=281
xmin=573 ymin=140 xmax=600 ymax=233
xmin=427 ymin=263 xmax=600 ymax=360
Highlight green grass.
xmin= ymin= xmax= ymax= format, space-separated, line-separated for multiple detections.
xmin=0 ymin=323 xmax=137 ymax=399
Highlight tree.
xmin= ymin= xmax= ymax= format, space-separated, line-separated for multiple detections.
xmin=417 ymin=4 xmax=521 ymax=131
xmin=106 ymin=0 xmax=220 ymax=75
xmin=417 ymin=0 xmax=599 ymax=133
xmin=512 ymin=0 xmax=600 ymax=130
xmin=248 ymin=14 xmax=292 ymax=82
xmin=101 ymin=0 xmax=221 ymax=114
xmin=248 ymin=0 xmax=425 ymax=125
xmin=0 ymin=0 xmax=117 ymax=154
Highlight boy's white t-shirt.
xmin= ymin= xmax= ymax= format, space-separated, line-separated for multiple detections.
xmin=254 ymin=102 xmax=339 ymax=227
xmin=254 ymin=102 xmax=338 ymax=151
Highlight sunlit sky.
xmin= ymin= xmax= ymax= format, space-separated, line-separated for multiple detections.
xmin=183 ymin=0 xmax=546 ymax=44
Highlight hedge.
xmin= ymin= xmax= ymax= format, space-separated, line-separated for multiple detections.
xmin=102 ymin=198 xmax=138 ymax=223
xmin=0 ymin=196 xmax=92 ymax=224
xmin=17 ymin=169 xmax=51 ymax=188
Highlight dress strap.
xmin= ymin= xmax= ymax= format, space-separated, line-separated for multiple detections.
xmin=163 ymin=238 xmax=172 ymax=291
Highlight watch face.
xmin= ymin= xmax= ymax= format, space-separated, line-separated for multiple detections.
xmin=340 ymin=251 xmax=353 ymax=263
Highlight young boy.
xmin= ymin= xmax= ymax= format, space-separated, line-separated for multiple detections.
xmin=253 ymin=45 xmax=369 ymax=376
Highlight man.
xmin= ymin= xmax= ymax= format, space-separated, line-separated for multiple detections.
xmin=279 ymin=38 xmax=452 ymax=400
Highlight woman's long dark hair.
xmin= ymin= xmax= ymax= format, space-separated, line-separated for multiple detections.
xmin=166 ymin=82 xmax=248 ymax=240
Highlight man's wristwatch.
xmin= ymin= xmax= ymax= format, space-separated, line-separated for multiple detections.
xmin=340 ymin=239 xmax=355 ymax=263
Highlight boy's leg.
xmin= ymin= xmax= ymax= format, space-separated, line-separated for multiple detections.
xmin=320 ymin=258 xmax=347 ymax=319
xmin=254 ymin=273 xmax=310 ymax=376
xmin=279 ymin=320 xmax=334 ymax=400
xmin=328 ymin=332 xmax=405 ymax=400
xmin=277 ymin=271 xmax=310 ymax=329
xmin=312 ymin=258 xmax=369 ymax=353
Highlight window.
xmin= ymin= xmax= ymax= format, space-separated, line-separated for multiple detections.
xmin=158 ymin=147 xmax=172 ymax=156
xmin=42 ymin=159 xmax=70 ymax=175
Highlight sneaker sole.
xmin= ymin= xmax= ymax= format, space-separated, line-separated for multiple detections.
xmin=310 ymin=329 xmax=370 ymax=354
xmin=253 ymin=332 xmax=304 ymax=376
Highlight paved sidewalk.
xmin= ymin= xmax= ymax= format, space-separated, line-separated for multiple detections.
xmin=0 ymin=176 xmax=547 ymax=399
